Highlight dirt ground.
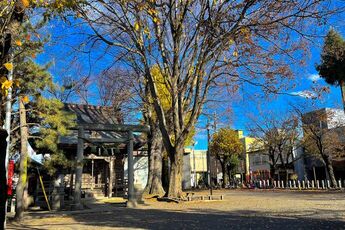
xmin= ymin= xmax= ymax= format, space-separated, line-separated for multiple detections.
xmin=7 ymin=189 xmax=345 ymax=230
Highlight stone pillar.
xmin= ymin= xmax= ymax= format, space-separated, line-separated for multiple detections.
xmin=127 ymin=131 xmax=136 ymax=207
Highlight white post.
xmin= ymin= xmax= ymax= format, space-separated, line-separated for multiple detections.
xmin=263 ymin=180 xmax=266 ymax=188
xmin=281 ymin=181 xmax=284 ymax=189
xmin=311 ymin=180 xmax=315 ymax=189
xmin=274 ymin=181 xmax=277 ymax=188
xmin=289 ymin=180 xmax=292 ymax=188
xmin=302 ymin=180 xmax=305 ymax=189
xmin=267 ymin=180 xmax=270 ymax=188
xmin=298 ymin=180 xmax=301 ymax=190
xmin=327 ymin=180 xmax=330 ymax=189
xmin=307 ymin=180 xmax=310 ymax=189
xmin=259 ymin=180 xmax=262 ymax=188
xmin=293 ymin=180 xmax=296 ymax=189
xmin=277 ymin=180 xmax=280 ymax=188
xmin=316 ymin=180 xmax=320 ymax=189
xmin=338 ymin=180 xmax=342 ymax=189
xmin=322 ymin=180 xmax=325 ymax=189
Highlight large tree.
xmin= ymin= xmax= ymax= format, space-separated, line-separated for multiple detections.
xmin=317 ymin=29 xmax=345 ymax=111
xmin=301 ymin=109 xmax=345 ymax=188
xmin=66 ymin=0 xmax=339 ymax=197
xmin=210 ymin=128 xmax=243 ymax=187
xmin=249 ymin=113 xmax=301 ymax=182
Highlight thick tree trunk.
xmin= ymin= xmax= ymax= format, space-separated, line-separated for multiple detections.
xmin=167 ymin=145 xmax=183 ymax=198
xmin=15 ymin=99 xmax=28 ymax=221
xmin=340 ymin=81 xmax=345 ymax=113
xmin=143 ymin=123 xmax=165 ymax=196
xmin=324 ymin=156 xmax=337 ymax=188
xmin=161 ymin=152 xmax=169 ymax=191
xmin=0 ymin=129 xmax=8 ymax=229
xmin=221 ymin=162 xmax=229 ymax=188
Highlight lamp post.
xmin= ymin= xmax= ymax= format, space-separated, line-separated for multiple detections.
xmin=206 ymin=122 xmax=213 ymax=195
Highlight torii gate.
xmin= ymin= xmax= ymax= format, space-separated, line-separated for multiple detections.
xmin=71 ymin=124 xmax=150 ymax=208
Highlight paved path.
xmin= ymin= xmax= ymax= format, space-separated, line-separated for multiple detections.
xmin=7 ymin=190 xmax=345 ymax=229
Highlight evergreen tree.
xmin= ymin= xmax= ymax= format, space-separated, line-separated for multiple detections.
xmin=317 ymin=29 xmax=345 ymax=110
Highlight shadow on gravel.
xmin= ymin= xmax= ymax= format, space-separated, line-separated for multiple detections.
xmin=8 ymin=207 xmax=345 ymax=230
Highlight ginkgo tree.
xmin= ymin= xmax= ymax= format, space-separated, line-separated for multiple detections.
xmin=69 ymin=0 xmax=342 ymax=198
xmin=210 ymin=128 xmax=243 ymax=188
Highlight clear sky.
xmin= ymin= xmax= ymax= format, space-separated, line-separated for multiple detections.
xmin=37 ymin=3 xmax=345 ymax=150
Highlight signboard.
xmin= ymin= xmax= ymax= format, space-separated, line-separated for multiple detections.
xmin=7 ymin=160 xmax=14 ymax=196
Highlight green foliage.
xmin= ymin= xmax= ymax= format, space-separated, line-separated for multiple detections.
xmin=317 ymin=29 xmax=345 ymax=86
xmin=10 ymin=19 xmax=76 ymax=175
xmin=210 ymin=128 xmax=243 ymax=163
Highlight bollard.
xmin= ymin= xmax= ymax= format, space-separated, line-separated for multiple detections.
xmin=322 ymin=180 xmax=325 ymax=189
xmin=316 ymin=180 xmax=320 ymax=189
xmin=259 ymin=180 xmax=262 ymax=189
xmin=339 ymin=180 xmax=342 ymax=189
xmin=302 ymin=180 xmax=305 ymax=189
xmin=327 ymin=180 xmax=330 ymax=189
xmin=274 ymin=180 xmax=277 ymax=188
xmin=289 ymin=180 xmax=292 ymax=189
xmin=298 ymin=180 xmax=301 ymax=190
xmin=311 ymin=180 xmax=315 ymax=189
xmin=267 ymin=180 xmax=270 ymax=188
xmin=220 ymin=195 xmax=224 ymax=200
xmin=188 ymin=196 xmax=191 ymax=201
xmin=208 ymin=195 xmax=212 ymax=200
xmin=293 ymin=180 xmax=296 ymax=189
xmin=278 ymin=180 xmax=281 ymax=188
xmin=263 ymin=180 xmax=266 ymax=188
xmin=307 ymin=180 xmax=310 ymax=189
xmin=281 ymin=181 xmax=284 ymax=189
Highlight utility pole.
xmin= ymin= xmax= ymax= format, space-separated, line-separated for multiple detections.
xmin=206 ymin=120 xmax=212 ymax=195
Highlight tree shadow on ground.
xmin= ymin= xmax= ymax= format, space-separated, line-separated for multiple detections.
xmin=7 ymin=206 xmax=345 ymax=230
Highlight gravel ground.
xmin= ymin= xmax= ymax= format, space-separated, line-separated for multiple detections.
xmin=7 ymin=189 xmax=345 ymax=230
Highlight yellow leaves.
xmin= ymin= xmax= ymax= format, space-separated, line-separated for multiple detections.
xmin=14 ymin=79 xmax=20 ymax=87
xmin=15 ymin=40 xmax=23 ymax=46
xmin=3 ymin=63 xmax=13 ymax=71
xmin=144 ymin=27 xmax=150 ymax=37
xmin=22 ymin=95 xmax=30 ymax=103
xmin=21 ymin=0 xmax=30 ymax=8
xmin=153 ymin=16 xmax=161 ymax=24
xmin=232 ymin=51 xmax=238 ymax=57
xmin=147 ymin=8 xmax=157 ymax=16
xmin=134 ymin=21 xmax=140 ymax=31
xmin=0 ymin=77 xmax=13 ymax=97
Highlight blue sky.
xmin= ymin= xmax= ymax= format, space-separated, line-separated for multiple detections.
xmin=37 ymin=4 xmax=345 ymax=150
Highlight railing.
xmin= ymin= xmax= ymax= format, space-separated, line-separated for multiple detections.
xmin=246 ymin=179 xmax=344 ymax=189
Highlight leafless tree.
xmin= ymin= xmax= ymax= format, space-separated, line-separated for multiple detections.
xmin=69 ymin=0 xmax=343 ymax=197
xmin=248 ymin=112 xmax=301 ymax=182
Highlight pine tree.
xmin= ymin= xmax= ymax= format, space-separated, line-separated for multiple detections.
xmin=317 ymin=29 xmax=345 ymax=111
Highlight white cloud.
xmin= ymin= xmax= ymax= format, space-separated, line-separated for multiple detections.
xmin=290 ymin=90 xmax=317 ymax=99
xmin=307 ymin=74 xmax=321 ymax=82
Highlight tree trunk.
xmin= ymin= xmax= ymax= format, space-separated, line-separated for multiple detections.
xmin=161 ymin=152 xmax=169 ymax=191
xmin=15 ymin=99 xmax=28 ymax=221
xmin=0 ymin=129 xmax=8 ymax=229
xmin=221 ymin=162 xmax=229 ymax=188
xmin=340 ymin=81 xmax=345 ymax=113
xmin=166 ymin=145 xmax=184 ymax=198
xmin=324 ymin=156 xmax=337 ymax=188
xmin=143 ymin=123 xmax=165 ymax=196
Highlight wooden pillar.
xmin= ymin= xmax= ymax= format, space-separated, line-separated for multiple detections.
xmin=74 ymin=126 xmax=84 ymax=209
xmin=91 ymin=159 xmax=94 ymax=190
xmin=108 ymin=157 xmax=115 ymax=198
xmin=127 ymin=131 xmax=135 ymax=206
